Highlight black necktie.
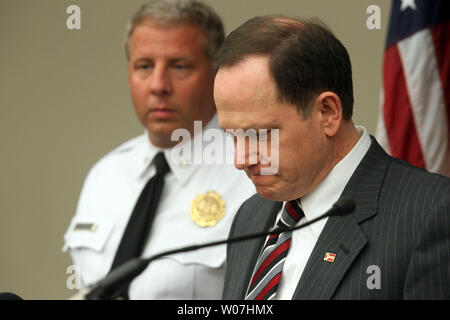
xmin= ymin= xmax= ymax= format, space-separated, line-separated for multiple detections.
xmin=108 ymin=152 xmax=170 ymax=298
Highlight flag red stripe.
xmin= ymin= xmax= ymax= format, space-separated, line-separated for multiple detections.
xmin=382 ymin=45 xmax=426 ymax=168
xmin=255 ymin=273 xmax=281 ymax=300
xmin=430 ymin=21 xmax=450 ymax=138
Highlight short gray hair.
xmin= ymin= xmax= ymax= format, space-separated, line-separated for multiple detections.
xmin=125 ymin=0 xmax=225 ymax=60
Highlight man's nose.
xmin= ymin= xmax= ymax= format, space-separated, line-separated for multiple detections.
xmin=234 ymin=142 xmax=259 ymax=171
xmin=234 ymin=151 xmax=249 ymax=170
xmin=149 ymin=66 xmax=171 ymax=96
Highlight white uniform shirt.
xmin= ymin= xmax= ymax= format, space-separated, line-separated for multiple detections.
xmin=275 ymin=126 xmax=372 ymax=299
xmin=63 ymin=115 xmax=255 ymax=299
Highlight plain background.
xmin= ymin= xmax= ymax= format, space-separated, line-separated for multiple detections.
xmin=0 ymin=0 xmax=390 ymax=299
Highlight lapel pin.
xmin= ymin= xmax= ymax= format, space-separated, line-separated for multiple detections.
xmin=324 ymin=252 xmax=336 ymax=263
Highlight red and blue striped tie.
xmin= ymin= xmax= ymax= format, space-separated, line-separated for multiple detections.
xmin=245 ymin=200 xmax=304 ymax=300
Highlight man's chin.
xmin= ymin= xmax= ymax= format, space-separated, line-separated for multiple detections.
xmin=255 ymin=187 xmax=284 ymax=201
xmin=250 ymin=176 xmax=284 ymax=201
xmin=249 ymin=174 xmax=276 ymax=187
xmin=146 ymin=124 xmax=184 ymax=148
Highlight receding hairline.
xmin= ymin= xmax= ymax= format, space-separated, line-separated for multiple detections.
xmin=129 ymin=17 xmax=207 ymax=39
xmin=127 ymin=18 xmax=209 ymax=58
xmin=271 ymin=16 xmax=305 ymax=29
xmin=213 ymin=15 xmax=349 ymax=119
xmin=124 ymin=0 xmax=225 ymax=61
xmin=128 ymin=15 xmax=205 ymax=36
xmin=213 ymin=15 xmax=307 ymax=71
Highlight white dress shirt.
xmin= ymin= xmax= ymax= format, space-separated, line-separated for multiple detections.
xmin=275 ymin=126 xmax=372 ymax=299
xmin=63 ymin=115 xmax=255 ymax=299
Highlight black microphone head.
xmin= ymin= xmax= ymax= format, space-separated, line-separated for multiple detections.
xmin=333 ymin=196 xmax=356 ymax=216
xmin=0 ymin=292 xmax=23 ymax=300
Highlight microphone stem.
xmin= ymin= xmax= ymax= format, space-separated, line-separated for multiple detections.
xmin=87 ymin=210 xmax=333 ymax=300
xmin=178 ymin=210 xmax=332 ymax=252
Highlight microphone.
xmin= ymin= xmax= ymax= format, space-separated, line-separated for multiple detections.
xmin=83 ymin=196 xmax=356 ymax=300
xmin=0 ymin=292 xmax=23 ymax=300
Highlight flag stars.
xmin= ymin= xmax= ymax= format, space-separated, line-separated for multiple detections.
xmin=400 ymin=0 xmax=417 ymax=11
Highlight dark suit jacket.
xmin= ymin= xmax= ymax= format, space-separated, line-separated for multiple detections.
xmin=223 ymin=138 xmax=450 ymax=299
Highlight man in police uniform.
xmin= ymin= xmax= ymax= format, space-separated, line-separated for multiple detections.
xmin=63 ymin=0 xmax=254 ymax=299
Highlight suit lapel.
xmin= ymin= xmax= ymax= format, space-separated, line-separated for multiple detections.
xmin=292 ymin=137 xmax=390 ymax=299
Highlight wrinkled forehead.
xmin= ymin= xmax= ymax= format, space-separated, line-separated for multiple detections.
xmin=214 ymin=55 xmax=276 ymax=104
xmin=214 ymin=56 xmax=281 ymax=130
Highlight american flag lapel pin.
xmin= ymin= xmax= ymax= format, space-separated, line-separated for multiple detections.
xmin=324 ymin=252 xmax=336 ymax=263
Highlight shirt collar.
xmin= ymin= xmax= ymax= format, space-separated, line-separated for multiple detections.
xmin=133 ymin=133 xmax=160 ymax=180
xmin=135 ymin=113 xmax=220 ymax=184
xmin=299 ymin=125 xmax=372 ymax=236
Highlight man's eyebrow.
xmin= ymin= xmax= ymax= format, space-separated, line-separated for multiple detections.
xmin=169 ymin=57 xmax=191 ymax=63
xmin=222 ymin=126 xmax=279 ymax=133
xmin=219 ymin=117 xmax=279 ymax=132
xmin=133 ymin=58 xmax=152 ymax=63
xmin=132 ymin=57 xmax=191 ymax=63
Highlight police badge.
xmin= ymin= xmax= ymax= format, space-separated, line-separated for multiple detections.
xmin=190 ymin=191 xmax=226 ymax=227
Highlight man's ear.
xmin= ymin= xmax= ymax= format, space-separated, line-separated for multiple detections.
xmin=315 ymin=91 xmax=343 ymax=137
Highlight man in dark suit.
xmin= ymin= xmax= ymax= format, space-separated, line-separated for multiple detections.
xmin=213 ymin=15 xmax=450 ymax=299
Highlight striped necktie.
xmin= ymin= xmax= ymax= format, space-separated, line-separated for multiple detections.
xmin=245 ymin=199 xmax=304 ymax=300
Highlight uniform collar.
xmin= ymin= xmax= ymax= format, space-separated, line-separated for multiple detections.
xmin=135 ymin=114 xmax=220 ymax=185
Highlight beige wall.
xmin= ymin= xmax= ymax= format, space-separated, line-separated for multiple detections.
xmin=0 ymin=0 xmax=391 ymax=299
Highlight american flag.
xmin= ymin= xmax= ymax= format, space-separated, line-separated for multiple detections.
xmin=375 ymin=0 xmax=450 ymax=176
